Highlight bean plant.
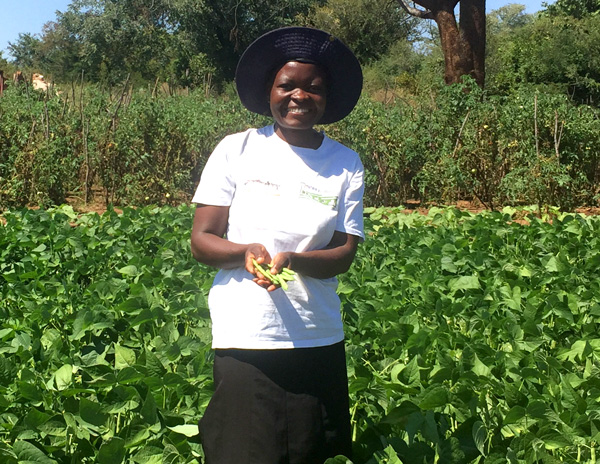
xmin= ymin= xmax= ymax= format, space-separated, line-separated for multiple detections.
xmin=1 ymin=205 xmax=599 ymax=463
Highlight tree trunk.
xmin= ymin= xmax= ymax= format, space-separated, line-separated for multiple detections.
xmin=434 ymin=6 xmax=473 ymax=85
xmin=397 ymin=0 xmax=486 ymax=88
xmin=460 ymin=0 xmax=486 ymax=87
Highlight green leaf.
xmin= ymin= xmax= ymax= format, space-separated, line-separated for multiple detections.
xmin=526 ymin=399 xmax=547 ymax=419
xmin=79 ymin=398 xmax=108 ymax=427
xmin=382 ymin=401 xmax=421 ymax=425
xmin=98 ymin=437 xmax=126 ymax=464
xmin=24 ymin=409 xmax=51 ymax=429
xmin=471 ymin=354 xmax=492 ymax=377
xmin=12 ymin=440 xmax=57 ymax=463
xmin=117 ymin=265 xmax=138 ymax=276
xmin=132 ymin=446 xmax=163 ymax=464
xmin=54 ymin=364 xmax=73 ymax=391
xmin=503 ymin=406 xmax=526 ymax=425
xmin=557 ymin=340 xmax=590 ymax=362
xmin=379 ymin=445 xmax=403 ymax=464
xmin=144 ymin=349 xmax=167 ymax=378
xmin=418 ymin=386 xmax=448 ymax=409
xmin=544 ymin=256 xmax=560 ymax=272
xmin=140 ymin=390 xmax=158 ymax=425
xmin=167 ymin=424 xmax=200 ymax=437
xmin=472 ymin=420 xmax=486 ymax=457
xmin=18 ymin=382 xmax=43 ymax=403
xmin=37 ymin=418 xmax=68 ymax=437
xmin=162 ymin=444 xmax=180 ymax=464
xmin=115 ymin=345 xmax=136 ymax=370
xmin=393 ymin=356 xmax=421 ymax=388
xmin=540 ymin=431 xmax=571 ymax=450
xmin=0 ymin=356 xmax=17 ymax=386
xmin=448 ymin=275 xmax=480 ymax=292
xmin=441 ymin=256 xmax=458 ymax=273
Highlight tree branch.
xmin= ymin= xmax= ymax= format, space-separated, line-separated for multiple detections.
xmin=396 ymin=0 xmax=434 ymax=19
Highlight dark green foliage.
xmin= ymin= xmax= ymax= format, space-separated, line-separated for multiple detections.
xmin=0 ymin=205 xmax=215 ymax=463
xmin=328 ymin=80 xmax=600 ymax=210
xmin=543 ymin=0 xmax=600 ymax=18
xmin=0 ymin=87 xmax=82 ymax=208
xmin=341 ymin=206 xmax=600 ymax=463
xmin=0 ymin=85 xmax=268 ymax=208
xmin=488 ymin=13 xmax=600 ymax=103
xmin=302 ymin=0 xmax=420 ymax=64
xmin=1 ymin=205 xmax=600 ymax=463
xmin=7 ymin=34 xmax=42 ymax=70
xmin=14 ymin=0 xmax=323 ymax=86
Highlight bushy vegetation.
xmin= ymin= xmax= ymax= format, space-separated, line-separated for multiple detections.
xmin=0 ymin=85 xmax=267 ymax=209
xmin=2 ymin=0 xmax=600 ymax=211
xmin=1 ymin=80 xmax=599 ymax=211
xmin=1 ymin=205 xmax=599 ymax=463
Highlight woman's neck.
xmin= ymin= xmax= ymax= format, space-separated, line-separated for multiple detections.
xmin=274 ymin=124 xmax=324 ymax=149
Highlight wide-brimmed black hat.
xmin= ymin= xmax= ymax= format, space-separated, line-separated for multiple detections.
xmin=235 ymin=27 xmax=363 ymax=124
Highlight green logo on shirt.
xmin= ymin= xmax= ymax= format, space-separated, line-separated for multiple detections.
xmin=300 ymin=184 xmax=338 ymax=209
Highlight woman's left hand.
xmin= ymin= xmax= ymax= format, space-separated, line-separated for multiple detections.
xmin=254 ymin=252 xmax=294 ymax=292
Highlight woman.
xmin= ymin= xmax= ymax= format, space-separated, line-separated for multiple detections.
xmin=191 ymin=26 xmax=364 ymax=464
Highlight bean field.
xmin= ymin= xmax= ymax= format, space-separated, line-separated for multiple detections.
xmin=1 ymin=205 xmax=599 ymax=463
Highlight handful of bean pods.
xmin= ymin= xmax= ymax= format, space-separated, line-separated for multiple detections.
xmin=251 ymin=258 xmax=296 ymax=290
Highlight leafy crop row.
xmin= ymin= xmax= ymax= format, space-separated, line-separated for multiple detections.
xmin=341 ymin=207 xmax=600 ymax=463
xmin=1 ymin=80 xmax=599 ymax=211
xmin=1 ymin=205 xmax=599 ymax=463
xmin=0 ymin=206 xmax=214 ymax=463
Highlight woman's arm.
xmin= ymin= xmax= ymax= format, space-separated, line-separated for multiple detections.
xmin=270 ymin=231 xmax=361 ymax=280
xmin=191 ymin=204 xmax=270 ymax=271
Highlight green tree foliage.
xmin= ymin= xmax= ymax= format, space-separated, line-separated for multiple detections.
xmin=23 ymin=0 xmax=324 ymax=86
xmin=543 ymin=0 xmax=600 ymax=18
xmin=487 ymin=3 xmax=533 ymax=34
xmin=302 ymin=0 xmax=420 ymax=64
xmin=49 ymin=0 xmax=177 ymax=85
xmin=7 ymin=33 xmax=42 ymax=69
xmin=485 ymin=4 xmax=534 ymax=93
xmin=168 ymin=0 xmax=323 ymax=83
xmin=491 ymin=13 xmax=600 ymax=102
xmin=34 ymin=20 xmax=86 ymax=83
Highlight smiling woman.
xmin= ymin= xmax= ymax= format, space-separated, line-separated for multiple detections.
xmin=190 ymin=26 xmax=364 ymax=464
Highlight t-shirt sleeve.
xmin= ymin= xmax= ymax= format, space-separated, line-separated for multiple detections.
xmin=336 ymin=158 xmax=365 ymax=241
xmin=191 ymin=137 xmax=236 ymax=206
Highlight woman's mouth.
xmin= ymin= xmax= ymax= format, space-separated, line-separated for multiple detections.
xmin=286 ymin=108 xmax=310 ymax=114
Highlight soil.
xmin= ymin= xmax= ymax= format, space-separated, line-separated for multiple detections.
xmin=3 ymin=192 xmax=600 ymax=225
xmin=65 ymin=189 xmax=124 ymax=216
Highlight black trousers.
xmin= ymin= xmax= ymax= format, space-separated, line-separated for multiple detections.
xmin=198 ymin=342 xmax=352 ymax=464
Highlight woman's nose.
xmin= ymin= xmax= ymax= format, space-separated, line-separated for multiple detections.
xmin=291 ymin=88 xmax=308 ymax=100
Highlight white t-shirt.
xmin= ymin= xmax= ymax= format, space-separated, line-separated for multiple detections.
xmin=192 ymin=125 xmax=364 ymax=349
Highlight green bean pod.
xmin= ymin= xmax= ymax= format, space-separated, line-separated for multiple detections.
xmin=251 ymin=259 xmax=295 ymax=290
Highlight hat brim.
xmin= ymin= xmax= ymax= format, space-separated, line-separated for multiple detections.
xmin=235 ymin=27 xmax=362 ymax=125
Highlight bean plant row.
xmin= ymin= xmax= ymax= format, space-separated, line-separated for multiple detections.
xmin=0 ymin=205 xmax=599 ymax=463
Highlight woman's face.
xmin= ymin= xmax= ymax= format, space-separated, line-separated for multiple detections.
xmin=269 ymin=61 xmax=327 ymax=132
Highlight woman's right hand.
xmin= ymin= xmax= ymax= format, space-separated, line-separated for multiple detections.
xmin=245 ymin=244 xmax=275 ymax=290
